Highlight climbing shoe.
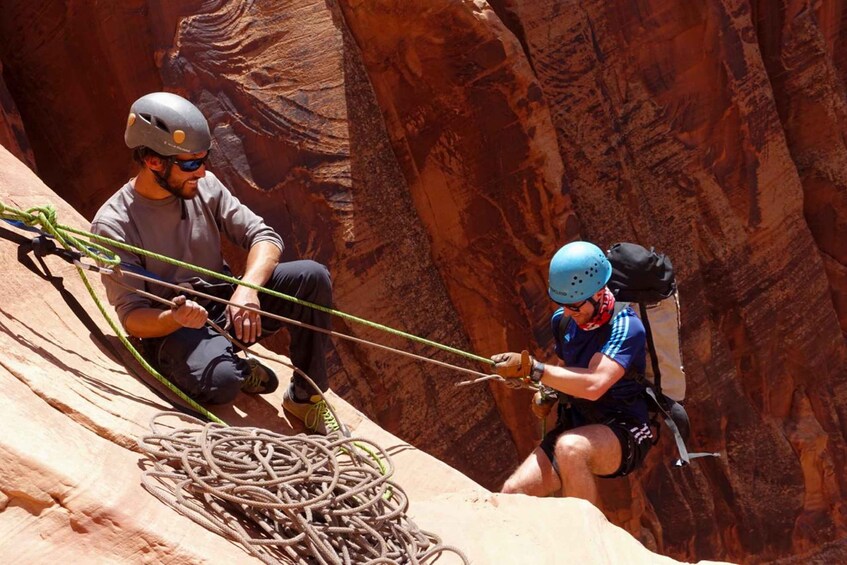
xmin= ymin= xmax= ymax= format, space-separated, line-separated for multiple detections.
xmin=282 ymin=387 xmax=340 ymax=435
xmin=241 ymin=355 xmax=279 ymax=394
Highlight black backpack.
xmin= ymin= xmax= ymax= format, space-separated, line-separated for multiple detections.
xmin=557 ymin=243 xmax=719 ymax=466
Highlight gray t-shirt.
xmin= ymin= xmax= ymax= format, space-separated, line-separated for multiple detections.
xmin=91 ymin=171 xmax=284 ymax=326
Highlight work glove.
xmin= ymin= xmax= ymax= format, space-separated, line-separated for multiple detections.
xmin=531 ymin=389 xmax=557 ymax=420
xmin=490 ymin=350 xmax=533 ymax=378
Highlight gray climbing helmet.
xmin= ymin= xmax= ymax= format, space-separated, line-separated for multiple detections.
xmin=125 ymin=92 xmax=211 ymax=156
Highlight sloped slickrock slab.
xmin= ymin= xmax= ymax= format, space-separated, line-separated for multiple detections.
xmin=0 ymin=146 xmax=718 ymax=563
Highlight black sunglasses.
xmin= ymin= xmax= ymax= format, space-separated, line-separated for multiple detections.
xmin=172 ymin=151 xmax=211 ymax=172
xmin=559 ymin=299 xmax=588 ymax=312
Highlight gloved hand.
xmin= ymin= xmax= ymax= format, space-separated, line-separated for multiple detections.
xmin=490 ymin=350 xmax=533 ymax=378
xmin=531 ymin=390 xmax=557 ymax=420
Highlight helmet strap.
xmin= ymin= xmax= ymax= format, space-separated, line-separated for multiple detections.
xmin=576 ymin=288 xmax=615 ymax=331
xmin=151 ymin=157 xmax=184 ymax=199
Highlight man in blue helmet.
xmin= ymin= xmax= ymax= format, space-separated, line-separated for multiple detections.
xmin=491 ymin=241 xmax=653 ymax=505
xmin=91 ymin=92 xmax=339 ymax=434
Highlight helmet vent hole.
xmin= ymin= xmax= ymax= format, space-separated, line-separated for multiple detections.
xmin=152 ymin=118 xmax=170 ymax=133
xmin=139 ymin=113 xmax=153 ymax=124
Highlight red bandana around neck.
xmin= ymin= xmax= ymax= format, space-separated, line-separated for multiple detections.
xmin=577 ymin=287 xmax=616 ymax=331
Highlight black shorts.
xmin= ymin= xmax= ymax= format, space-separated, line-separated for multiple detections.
xmin=539 ymin=415 xmax=653 ymax=479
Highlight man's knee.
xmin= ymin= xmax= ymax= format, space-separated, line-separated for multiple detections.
xmin=268 ymin=260 xmax=332 ymax=302
xmin=501 ymin=475 xmax=523 ymax=495
xmin=198 ymin=356 xmax=246 ymax=404
xmin=554 ymin=433 xmax=593 ymax=469
xmin=554 ymin=425 xmax=626 ymax=478
xmin=300 ymin=260 xmax=332 ymax=297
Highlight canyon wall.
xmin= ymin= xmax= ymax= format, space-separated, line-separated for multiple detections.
xmin=2 ymin=1 xmax=847 ymax=562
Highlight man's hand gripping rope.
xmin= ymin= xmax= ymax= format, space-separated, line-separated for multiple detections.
xmin=489 ymin=351 xmax=556 ymax=415
xmin=457 ymin=350 xmax=544 ymax=392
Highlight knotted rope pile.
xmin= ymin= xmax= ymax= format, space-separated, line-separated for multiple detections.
xmin=139 ymin=412 xmax=469 ymax=565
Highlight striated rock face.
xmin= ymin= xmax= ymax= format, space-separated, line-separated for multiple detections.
xmin=0 ymin=145 xmax=705 ymax=565
xmin=0 ymin=62 xmax=35 ymax=170
xmin=2 ymin=0 xmax=847 ymax=563
xmin=484 ymin=0 xmax=847 ymax=559
xmin=754 ymin=0 xmax=847 ymax=339
xmin=334 ymin=0 xmax=571 ymax=465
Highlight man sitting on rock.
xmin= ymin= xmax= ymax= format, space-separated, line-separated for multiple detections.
xmin=491 ymin=241 xmax=653 ymax=505
xmin=92 ymin=91 xmax=338 ymax=434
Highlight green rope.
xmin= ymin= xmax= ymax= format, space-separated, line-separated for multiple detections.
xmin=1 ymin=203 xmax=225 ymax=424
xmin=2 ymin=202 xmax=401 ymax=481
xmin=0 ymin=201 xmax=493 ymax=366
xmin=77 ymin=265 xmax=226 ymax=425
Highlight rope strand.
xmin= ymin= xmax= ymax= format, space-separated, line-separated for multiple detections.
xmin=1 ymin=203 xmax=473 ymax=562
xmin=140 ymin=411 xmax=470 ymax=564
xmin=110 ymin=267 xmax=495 ymax=381
xmin=2 ymin=201 xmax=495 ymax=370
xmin=64 ymin=221 xmax=493 ymax=366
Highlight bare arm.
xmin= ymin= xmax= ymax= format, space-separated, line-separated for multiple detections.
xmin=124 ymin=296 xmax=208 ymax=338
xmin=227 ymin=241 xmax=282 ymax=343
xmin=536 ymin=352 xmax=626 ymax=401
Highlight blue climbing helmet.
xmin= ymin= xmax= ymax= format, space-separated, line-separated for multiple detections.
xmin=548 ymin=241 xmax=612 ymax=303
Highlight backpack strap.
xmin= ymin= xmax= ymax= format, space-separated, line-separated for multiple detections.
xmin=637 ymin=302 xmax=664 ymax=398
xmin=555 ymin=311 xmax=570 ymax=345
xmin=644 ymin=388 xmax=689 ymax=465
xmin=644 ymin=389 xmax=720 ymax=466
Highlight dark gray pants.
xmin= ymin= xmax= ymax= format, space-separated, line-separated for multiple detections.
xmin=144 ymin=260 xmax=332 ymax=404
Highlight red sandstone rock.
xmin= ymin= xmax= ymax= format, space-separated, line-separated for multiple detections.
xmin=0 ymin=62 xmax=35 ymax=170
xmin=490 ymin=0 xmax=847 ymax=559
xmin=0 ymin=144 xmax=706 ymax=564
xmin=1 ymin=1 xmax=847 ymax=563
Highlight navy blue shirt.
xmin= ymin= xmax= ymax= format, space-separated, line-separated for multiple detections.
xmin=551 ymin=305 xmax=650 ymax=425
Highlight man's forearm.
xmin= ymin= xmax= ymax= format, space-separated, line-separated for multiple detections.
xmin=240 ymin=240 xmax=282 ymax=288
xmin=124 ymin=307 xmax=184 ymax=338
xmin=537 ymin=353 xmax=624 ymax=401
xmin=227 ymin=240 xmax=281 ymax=343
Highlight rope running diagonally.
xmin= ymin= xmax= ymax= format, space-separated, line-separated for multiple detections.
xmin=64 ymin=218 xmax=492 ymax=366
xmin=1 ymin=202 xmax=545 ymax=396
xmin=1 ymin=202 xmax=538 ymax=392
xmin=109 ymin=265 xmax=501 ymax=383
xmin=2 ymin=200 xmax=526 ymax=370
xmin=1 ymin=203 xmax=474 ymax=562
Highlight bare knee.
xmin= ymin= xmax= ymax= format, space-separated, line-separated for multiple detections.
xmin=554 ymin=434 xmax=592 ymax=470
xmin=501 ymin=475 xmax=525 ymax=495
xmin=500 ymin=447 xmax=561 ymax=497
